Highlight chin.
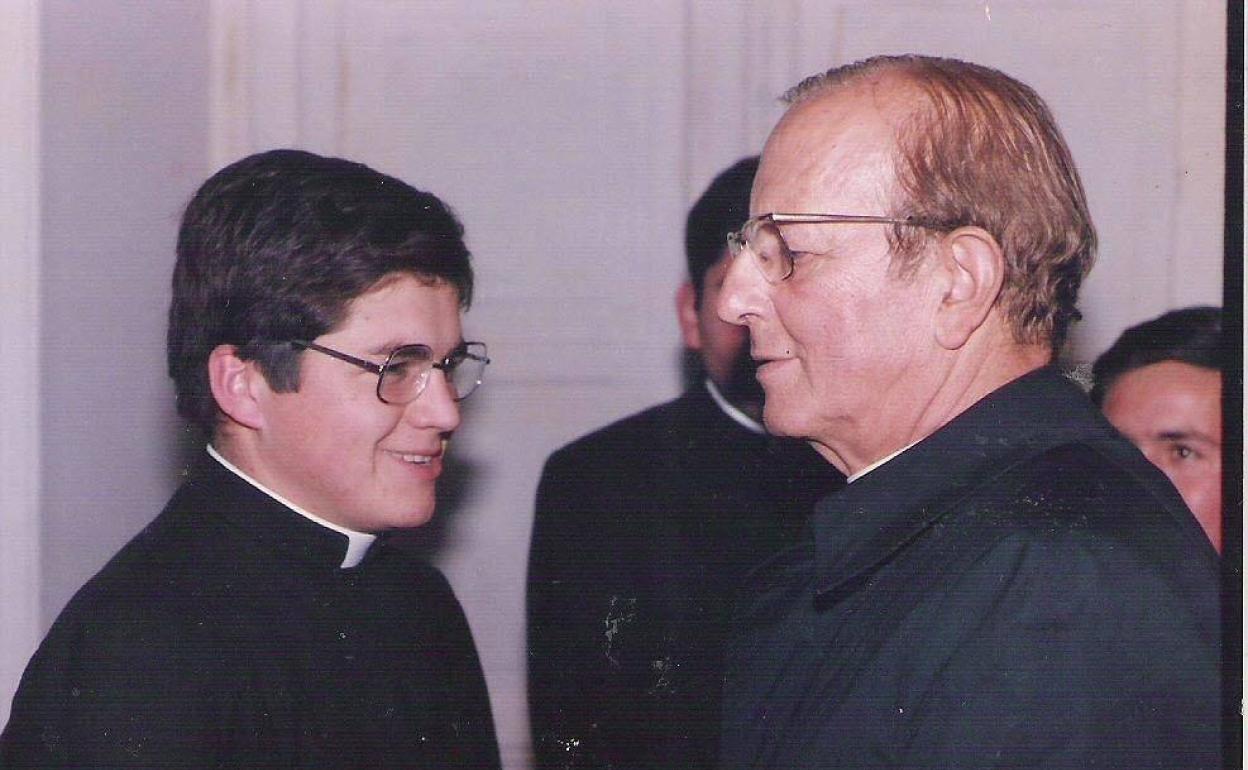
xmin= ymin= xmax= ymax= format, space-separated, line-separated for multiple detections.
xmin=761 ymin=403 xmax=804 ymax=439
xmin=363 ymin=494 xmax=437 ymax=532
xmin=389 ymin=504 xmax=437 ymax=530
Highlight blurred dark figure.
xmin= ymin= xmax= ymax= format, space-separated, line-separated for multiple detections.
xmin=526 ymin=157 xmax=844 ymax=769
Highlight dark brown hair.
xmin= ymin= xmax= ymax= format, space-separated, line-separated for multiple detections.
xmin=168 ymin=149 xmax=473 ymax=434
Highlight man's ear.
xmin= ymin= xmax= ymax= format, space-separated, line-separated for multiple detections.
xmin=932 ymin=226 xmax=1006 ymax=350
xmin=676 ymin=281 xmax=703 ymax=350
xmin=207 ymin=344 xmax=268 ymax=431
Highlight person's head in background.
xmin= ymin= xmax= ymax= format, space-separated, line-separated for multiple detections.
xmin=1092 ymin=306 xmax=1223 ymax=552
xmin=168 ymin=148 xmax=480 ymax=534
xmin=678 ymin=156 xmax=765 ymax=420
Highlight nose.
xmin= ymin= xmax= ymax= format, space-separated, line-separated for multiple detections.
xmin=403 ymin=369 xmax=461 ymax=433
xmin=716 ymin=246 xmax=766 ymax=328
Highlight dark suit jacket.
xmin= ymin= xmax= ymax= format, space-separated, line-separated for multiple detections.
xmin=2 ymin=452 xmax=500 ymax=769
xmin=528 ymin=384 xmax=844 ymax=769
xmin=721 ymin=367 xmax=1221 ymax=769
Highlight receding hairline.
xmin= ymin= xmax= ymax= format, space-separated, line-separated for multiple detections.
xmin=754 ymin=67 xmax=920 ymax=221
xmin=784 ymin=59 xmax=922 ymax=107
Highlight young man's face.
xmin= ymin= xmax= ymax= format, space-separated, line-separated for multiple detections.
xmin=246 ymin=274 xmax=464 ymax=533
xmin=1102 ymin=360 xmax=1223 ymax=552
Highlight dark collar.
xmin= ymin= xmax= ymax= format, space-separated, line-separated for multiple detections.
xmin=811 ymin=366 xmax=1103 ymax=598
xmin=174 ymin=452 xmax=359 ymax=571
xmin=669 ymin=384 xmax=769 ymax=446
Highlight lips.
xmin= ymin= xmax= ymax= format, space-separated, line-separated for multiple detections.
xmin=384 ymin=449 xmax=443 ymax=466
xmin=754 ymin=356 xmax=794 ymax=383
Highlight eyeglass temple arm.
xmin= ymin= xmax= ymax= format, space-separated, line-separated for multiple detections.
xmin=766 ymin=213 xmax=916 ymax=225
xmin=290 ymin=340 xmax=384 ymax=375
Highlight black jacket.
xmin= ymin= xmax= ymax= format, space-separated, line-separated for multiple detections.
xmin=2 ymin=453 xmax=500 ymax=769
xmin=528 ymin=384 xmax=844 ymax=769
xmin=721 ymin=367 xmax=1221 ymax=769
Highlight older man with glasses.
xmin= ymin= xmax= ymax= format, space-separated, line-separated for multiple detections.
xmin=2 ymin=149 xmax=500 ymax=768
xmin=715 ymin=55 xmax=1220 ymax=769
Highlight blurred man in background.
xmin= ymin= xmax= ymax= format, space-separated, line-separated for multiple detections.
xmin=527 ymin=157 xmax=843 ymax=769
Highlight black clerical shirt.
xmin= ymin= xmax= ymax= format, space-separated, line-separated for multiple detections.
xmin=2 ymin=452 xmax=500 ymax=769
xmin=721 ymin=368 xmax=1220 ymax=769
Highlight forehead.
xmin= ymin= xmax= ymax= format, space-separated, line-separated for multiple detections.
xmin=333 ymin=273 xmax=462 ymax=346
xmin=754 ymin=79 xmax=911 ymax=216
xmin=1104 ymin=361 xmax=1222 ymax=431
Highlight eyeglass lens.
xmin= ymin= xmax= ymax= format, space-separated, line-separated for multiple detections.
xmin=377 ymin=345 xmax=432 ymax=403
xmin=442 ymin=343 xmax=488 ymax=401
xmin=377 ymin=343 xmax=487 ymax=404
xmin=732 ymin=218 xmax=792 ymax=283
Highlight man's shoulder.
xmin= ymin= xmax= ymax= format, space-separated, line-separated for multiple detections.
xmin=43 ymin=462 xmax=293 ymax=640
xmin=924 ymin=435 xmax=1221 ymax=630
xmin=47 ymin=495 xmax=232 ymax=629
xmin=978 ymin=436 xmax=1208 ymax=548
xmin=912 ymin=369 xmax=1211 ymax=560
xmin=543 ymin=390 xmax=710 ymax=469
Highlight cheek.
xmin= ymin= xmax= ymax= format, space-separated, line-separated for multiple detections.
xmin=1144 ymin=451 xmax=1189 ymax=491
xmin=1173 ymin=460 xmax=1221 ymax=502
xmin=304 ymin=396 xmax=401 ymax=459
xmin=772 ymin=288 xmax=828 ymax=354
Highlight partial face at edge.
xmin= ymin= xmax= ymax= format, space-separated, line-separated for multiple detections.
xmin=247 ymin=274 xmax=465 ymax=533
xmin=1102 ymin=360 xmax=1223 ymax=553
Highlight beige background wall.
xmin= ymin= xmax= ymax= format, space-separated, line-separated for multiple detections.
xmin=1 ymin=2 xmax=1227 ymax=767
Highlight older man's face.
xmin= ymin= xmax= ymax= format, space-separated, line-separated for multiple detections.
xmin=717 ymin=83 xmax=944 ymax=469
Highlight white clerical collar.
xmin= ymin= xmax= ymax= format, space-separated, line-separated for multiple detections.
xmin=704 ymin=378 xmax=766 ymax=435
xmin=206 ymin=444 xmax=376 ymax=568
xmin=846 ymin=440 xmax=920 ymax=484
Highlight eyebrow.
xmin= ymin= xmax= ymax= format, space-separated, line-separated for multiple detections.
xmin=365 ymin=339 xmax=466 ymax=358
xmin=365 ymin=342 xmax=405 ymax=358
xmin=1155 ymin=429 xmax=1221 ymax=447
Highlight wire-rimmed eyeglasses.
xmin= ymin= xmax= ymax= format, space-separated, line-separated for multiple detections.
xmin=726 ymin=212 xmax=943 ymax=283
xmin=290 ymin=340 xmax=490 ymax=404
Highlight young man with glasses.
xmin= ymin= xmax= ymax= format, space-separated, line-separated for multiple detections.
xmin=527 ymin=157 xmax=843 ymax=770
xmin=2 ymin=149 xmax=500 ymax=768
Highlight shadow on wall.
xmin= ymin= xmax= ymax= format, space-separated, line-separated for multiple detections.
xmin=390 ymin=454 xmax=477 ymax=560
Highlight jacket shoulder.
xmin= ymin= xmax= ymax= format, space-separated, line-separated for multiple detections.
xmin=544 ymin=395 xmax=693 ymax=467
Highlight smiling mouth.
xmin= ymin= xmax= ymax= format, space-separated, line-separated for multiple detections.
xmin=388 ymin=451 xmax=439 ymax=465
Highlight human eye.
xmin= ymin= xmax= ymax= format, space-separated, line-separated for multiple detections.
xmin=442 ymin=345 xmax=472 ymax=370
xmin=385 ymin=345 xmax=432 ymax=380
xmin=1168 ymin=442 xmax=1201 ymax=462
xmin=387 ymin=359 xmax=413 ymax=379
xmin=786 ymin=246 xmax=836 ymax=277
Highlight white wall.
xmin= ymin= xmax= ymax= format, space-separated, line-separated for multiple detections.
xmin=2 ymin=0 xmax=1227 ymax=762
xmin=38 ymin=0 xmax=211 ymax=626
xmin=0 ymin=0 xmax=43 ymax=731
